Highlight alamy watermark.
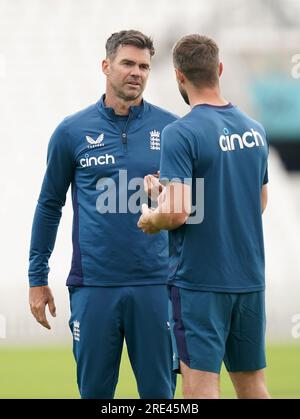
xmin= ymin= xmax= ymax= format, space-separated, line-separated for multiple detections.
xmin=95 ymin=170 xmax=204 ymax=225
xmin=291 ymin=314 xmax=300 ymax=339
xmin=291 ymin=54 xmax=300 ymax=79
xmin=0 ymin=314 xmax=6 ymax=339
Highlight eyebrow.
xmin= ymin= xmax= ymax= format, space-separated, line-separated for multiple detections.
xmin=120 ymin=59 xmax=150 ymax=68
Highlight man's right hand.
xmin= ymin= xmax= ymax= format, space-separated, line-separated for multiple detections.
xmin=29 ymin=285 xmax=56 ymax=330
xmin=144 ymin=173 xmax=164 ymax=202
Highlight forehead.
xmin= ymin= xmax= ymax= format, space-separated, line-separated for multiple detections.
xmin=113 ymin=45 xmax=151 ymax=64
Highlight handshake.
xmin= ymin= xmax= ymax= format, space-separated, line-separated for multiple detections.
xmin=143 ymin=171 xmax=165 ymax=204
xmin=137 ymin=172 xmax=166 ymax=235
xmin=138 ymin=171 xmax=190 ymax=234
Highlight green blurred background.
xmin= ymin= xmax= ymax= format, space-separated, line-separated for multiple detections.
xmin=0 ymin=344 xmax=299 ymax=398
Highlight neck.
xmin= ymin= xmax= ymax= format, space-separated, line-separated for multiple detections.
xmin=104 ymin=85 xmax=142 ymax=115
xmin=188 ymin=85 xmax=228 ymax=108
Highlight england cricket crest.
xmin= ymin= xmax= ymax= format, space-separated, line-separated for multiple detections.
xmin=73 ymin=320 xmax=80 ymax=342
xmin=149 ymin=130 xmax=160 ymax=150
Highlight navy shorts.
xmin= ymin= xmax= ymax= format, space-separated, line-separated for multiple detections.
xmin=69 ymin=285 xmax=176 ymax=399
xmin=168 ymin=286 xmax=266 ymax=374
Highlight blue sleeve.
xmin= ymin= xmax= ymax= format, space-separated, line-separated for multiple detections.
xmin=159 ymin=123 xmax=194 ymax=183
xmin=262 ymin=125 xmax=269 ymax=185
xmin=28 ymin=121 xmax=75 ymax=287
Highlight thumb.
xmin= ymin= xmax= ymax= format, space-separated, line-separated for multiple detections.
xmin=48 ymin=298 xmax=56 ymax=318
xmin=141 ymin=203 xmax=149 ymax=214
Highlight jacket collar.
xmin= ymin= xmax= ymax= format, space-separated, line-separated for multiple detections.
xmin=96 ymin=94 xmax=147 ymax=121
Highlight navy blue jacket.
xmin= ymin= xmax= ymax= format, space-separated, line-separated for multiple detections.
xmin=29 ymin=96 xmax=177 ymax=287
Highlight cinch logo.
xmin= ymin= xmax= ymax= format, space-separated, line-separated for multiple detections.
xmin=219 ymin=128 xmax=265 ymax=152
xmin=80 ymin=153 xmax=115 ymax=167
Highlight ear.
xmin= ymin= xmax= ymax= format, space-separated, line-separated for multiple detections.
xmin=175 ymin=68 xmax=185 ymax=84
xmin=102 ymin=59 xmax=110 ymax=76
xmin=218 ymin=62 xmax=223 ymax=78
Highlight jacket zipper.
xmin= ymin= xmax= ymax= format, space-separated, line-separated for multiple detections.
xmin=120 ymin=110 xmax=132 ymax=154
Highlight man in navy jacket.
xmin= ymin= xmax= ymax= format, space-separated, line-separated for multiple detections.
xmin=28 ymin=30 xmax=177 ymax=399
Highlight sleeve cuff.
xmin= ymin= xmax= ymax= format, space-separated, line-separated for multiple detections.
xmin=29 ymin=277 xmax=48 ymax=287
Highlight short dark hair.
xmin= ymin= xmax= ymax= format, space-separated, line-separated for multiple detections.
xmin=105 ymin=30 xmax=155 ymax=59
xmin=173 ymin=34 xmax=219 ymax=87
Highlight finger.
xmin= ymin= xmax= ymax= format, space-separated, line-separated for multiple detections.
xmin=143 ymin=176 xmax=148 ymax=193
xmin=39 ymin=320 xmax=51 ymax=330
xmin=30 ymin=303 xmax=37 ymax=318
xmin=149 ymin=174 xmax=158 ymax=184
xmin=30 ymin=304 xmax=41 ymax=323
xmin=30 ymin=305 xmax=41 ymax=325
xmin=141 ymin=203 xmax=149 ymax=214
xmin=36 ymin=305 xmax=51 ymax=329
xmin=157 ymin=187 xmax=166 ymax=205
xmin=48 ymin=298 xmax=56 ymax=318
xmin=137 ymin=215 xmax=145 ymax=228
xmin=145 ymin=175 xmax=152 ymax=194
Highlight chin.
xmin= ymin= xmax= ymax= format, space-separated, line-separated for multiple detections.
xmin=123 ymin=90 xmax=142 ymax=101
xmin=124 ymin=94 xmax=140 ymax=101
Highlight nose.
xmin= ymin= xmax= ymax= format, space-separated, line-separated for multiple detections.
xmin=130 ymin=64 xmax=142 ymax=78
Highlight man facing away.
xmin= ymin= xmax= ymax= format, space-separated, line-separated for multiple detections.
xmin=28 ymin=30 xmax=177 ymax=399
xmin=138 ymin=34 xmax=270 ymax=399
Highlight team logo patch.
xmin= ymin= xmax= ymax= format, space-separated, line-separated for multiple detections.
xmin=149 ymin=130 xmax=160 ymax=150
xmin=73 ymin=320 xmax=80 ymax=342
xmin=85 ymin=133 xmax=105 ymax=148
